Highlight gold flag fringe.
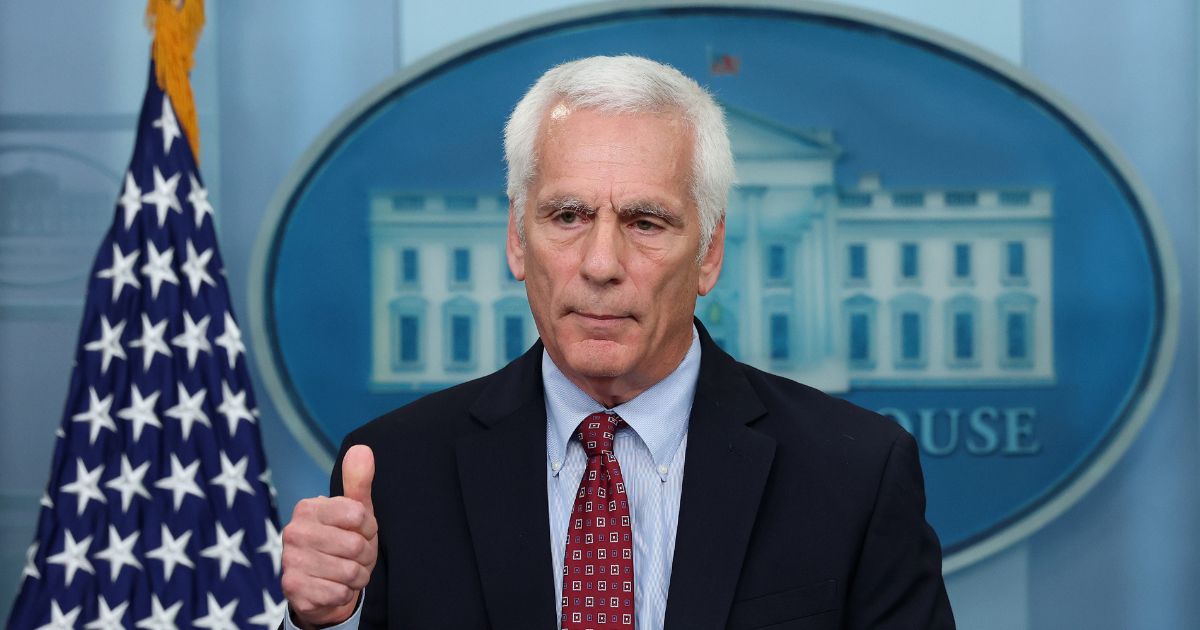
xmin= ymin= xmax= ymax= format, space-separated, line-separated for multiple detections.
xmin=145 ymin=0 xmax=205 ymax=163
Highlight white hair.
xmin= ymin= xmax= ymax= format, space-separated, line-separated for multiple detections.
xmin=503 ymin=55 xmax=734 ymax=257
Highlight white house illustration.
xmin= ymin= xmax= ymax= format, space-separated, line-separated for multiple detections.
xmin=368 ymin=108 xmax=1054 ymax=393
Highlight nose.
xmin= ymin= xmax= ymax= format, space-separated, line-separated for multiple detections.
xmin=579 ymin=211 xmax=625 ymax=285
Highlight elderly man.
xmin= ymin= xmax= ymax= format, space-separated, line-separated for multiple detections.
xmin=281 ymin=55 xmax=955 ymax=630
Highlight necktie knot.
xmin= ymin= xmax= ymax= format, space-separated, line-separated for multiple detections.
xmin=576 ymin=412 xmax=624 ymax=459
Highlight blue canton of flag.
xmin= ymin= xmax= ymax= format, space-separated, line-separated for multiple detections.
xmin=7 ymin=63 xmax=285 ymax=630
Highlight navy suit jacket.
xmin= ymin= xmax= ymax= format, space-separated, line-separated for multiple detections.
xmin=330 ymin=322 xmax=955 ymax=629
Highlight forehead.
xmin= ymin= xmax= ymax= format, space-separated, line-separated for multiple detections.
xmin=532 ymin=104 xmax=694 ymax=205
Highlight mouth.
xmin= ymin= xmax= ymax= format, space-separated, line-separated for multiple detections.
xmin=575 ymin=312 xmax=628 ymax=321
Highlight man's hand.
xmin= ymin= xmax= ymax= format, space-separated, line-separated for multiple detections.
xmin=282 ymin=445 xmax=379 ymax=629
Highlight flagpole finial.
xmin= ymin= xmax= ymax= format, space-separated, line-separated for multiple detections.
xmin=145 ymin=0 xmax=205 ymax=162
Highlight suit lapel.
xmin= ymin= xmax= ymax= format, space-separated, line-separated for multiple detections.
xmin=664 ymin=325 xmax=775 ymax=630
xmin=457 ymin=343 xmax=557 ymax=630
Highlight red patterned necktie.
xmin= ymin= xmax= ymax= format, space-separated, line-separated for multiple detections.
xmin=561 ymin=411 xmax=635 ymax=629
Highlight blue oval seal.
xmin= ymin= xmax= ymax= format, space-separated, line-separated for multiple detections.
xmin=249 ymin=1 xmax=1179 ymax=572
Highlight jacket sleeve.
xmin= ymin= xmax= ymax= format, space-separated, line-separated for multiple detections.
xmin=845 ymin=431 xmax=956 ymax=629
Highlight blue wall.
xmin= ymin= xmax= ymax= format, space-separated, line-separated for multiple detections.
xmin=0 ymin=1 xmax=1195 ymax=627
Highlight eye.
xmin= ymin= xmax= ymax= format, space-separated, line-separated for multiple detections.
xmin=556 ymin=210 xmax=581 ymax=225
xmin=633 ymin=218 xmax=660 ymax=232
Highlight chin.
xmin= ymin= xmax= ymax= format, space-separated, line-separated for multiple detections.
xmin=562 ymin=339 xmax=633 ymax=379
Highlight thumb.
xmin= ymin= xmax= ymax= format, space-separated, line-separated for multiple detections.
xmin=341 ymin=444 xmax=375 ymax=513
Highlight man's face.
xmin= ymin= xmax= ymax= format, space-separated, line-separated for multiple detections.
xmin=506 ymin=104 xmax=725 ymax=404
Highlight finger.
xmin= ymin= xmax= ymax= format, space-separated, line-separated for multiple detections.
xmin=312 ymin=496 xmax=378 ymax=539
xmin=283 ymin=573 xmax=361 ymax=624
xmin=300 ymin=524 xmax=377 ymax=566
xmin=341 ymin=444 xmax=375 ymax=512
xmin=291 ymin=550 xmax=374 ymax=591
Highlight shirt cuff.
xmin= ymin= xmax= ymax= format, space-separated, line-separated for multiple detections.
xmin=284 ymin=590 xmax=364 ymax=630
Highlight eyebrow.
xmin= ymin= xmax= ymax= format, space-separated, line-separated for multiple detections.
xmin=539 ymin=196 xmax=593 ymax=216
xmin=537 ymin=196 xmax=684 ymax=227
xmin=618 ymin=200 xmax=683 ymax=227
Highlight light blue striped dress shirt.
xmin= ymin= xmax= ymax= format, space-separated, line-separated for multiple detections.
xmin=544 ymin=328 xmax=698 ymax=629
xmin=289 ymin=328 xmax=698 ymax=630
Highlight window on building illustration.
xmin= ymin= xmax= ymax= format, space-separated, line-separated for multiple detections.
xmin=844 ymin=295 xmax=877 ymax=369
xmin=389 ymin=296 xmax=427 ymax=372
xmin=399 ymin=315 xmax=419 ymax=363
xmin=392 ymin=194 xmax=424 ymax=211
xmin=997 ymin=292 xmax=1036 ymax=369
xmin=399 ymin=248 xmax=419 ymax=287
xmin=1006 ymin=241 xmax=1026 ymax=280
xmin=849 ymin=312 xmax=870 ymax=362
xmin=999 ymin=190 xmax=1032 ymax=206
xmin=767 ymin=244 xmax=787 ymax=282
xmin=847 ymin=244 xmax=867 ymax=282
xmin=452 ymin=248 xmax=471 ymax=286
xmin=445 ymin=195 xmax=478 ymax=211
xmin=891 ymin=293 xmax=929 ymax=369
xmin=892 ymin=192 xmax=924 ymax=208
xmin=494 ymin=296 xmax=531 ymax=369
xmin=770 ymin=314 xmax=789 ymax=361
xmin=945 ymin=191 xmax=978 ymax=206
xmin=1006 ymin=312 xmax=1028 ymax=360
xmin=954 ymin=311 xmax=974 ymax=360
xmin=901 ymin=312 xmax=921 ymax=360
xmin=451 ymin=315 xmax=471 ymax=363
xmin=953 ymin=243 xmax=971 ymax=280
xmin=504 ymin=315 xmax=524 ymax=362
xmin=900 ymin=243 xmax=919 ymax=280
xmin=443 ymin=297 xmax=479 ymax=371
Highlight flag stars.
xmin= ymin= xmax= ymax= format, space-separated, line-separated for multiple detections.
xmin=257 ymin=519 xmax=283 ymax=576
xmin=84 ymin=596 xmax=129 ymax=630
xmin=135 ymin=594 xmax=183 ymax=630
xmin=189 ymin=173 xmax=215 ymax=228
xmin=211 ymin=451 xmax=255 ymax=508
xmin=71 ymin=387 xmax=116 ymax=445
xmin=130 ymin=314 xmax=172 ymax=372
xmin=248 ymin=590 xmax=288 ymax=629
xmin=218 ymin=381 xmax=255 ymax=435
xmin=60 ymin=459 xmax=106 ymax=516
xmin=181 ymin=239 xmax=217 ymax=296
xmin=34 ymin=600 xmax=82 ymax=630
xmin=145 ymin=525 xmax=194 ymax=581
xmin=193 ymin=593 xmax=239 ymax=630
xmin=22 ymin=541 xmax=40 ymax=581
xmin=142 ymin=166 xmax=182 ymax=227
xmin=259 ymin=468 xmax=278 ymax=504
xmin=200 ymin=523 xmax=251 ymax=579
xmin=153 ymin=94 xmax=182 ymax=155
xmin=119 ymin=172 xmax=143 ymax=230
xmin=105 ymin=454 xmax=152 ymax=512
xmin=171 ymin=311 xmax=212 ymax=370
xmin=95 ymin=243 xmax=141 ymax=301
xmin=154 ymin=454 xmax=206 ymax=510
xmin=214 ymin=312 xmax=245 ymax=369
xmin=83 ymin=315 xmax=127 ymax=375
xmin=117 ymin=385 xmax=163 ymax=442
xmin=93 ymin=525 xmax=143 ymax=581
xmin=45 ymin=530 xmax=95 ymax=587
xmin=165 ymin=383 xmax=211 ymax=439
xmin=140 ymin=241 xmax=179 ymax=299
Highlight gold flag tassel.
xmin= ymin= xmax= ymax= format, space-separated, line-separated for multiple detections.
xmin=145 ymin=0 xmax=205 ymax=162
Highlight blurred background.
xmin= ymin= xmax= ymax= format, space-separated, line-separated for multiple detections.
xmin=1 ymin=1 xmax=1196 ymax=628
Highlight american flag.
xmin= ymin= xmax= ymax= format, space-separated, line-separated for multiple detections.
xmin=6 ymin=62 xmax=285 ymax=630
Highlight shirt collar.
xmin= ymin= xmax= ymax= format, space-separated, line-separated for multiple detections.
xmin=544 ymin=326 xmax=700 ymax=473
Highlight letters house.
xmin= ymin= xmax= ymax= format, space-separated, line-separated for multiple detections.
xmin=368 ymin=108 xmax=1055 ymax=393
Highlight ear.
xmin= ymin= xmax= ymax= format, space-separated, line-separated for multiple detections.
xmin=505 ymin=200 xmax=527 ymax=281
xmin=697 ymin=217 xmax=725 ymax=296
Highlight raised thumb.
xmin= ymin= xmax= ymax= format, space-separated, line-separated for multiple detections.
xmin=341 ymin=444 xmax=375 ymax=512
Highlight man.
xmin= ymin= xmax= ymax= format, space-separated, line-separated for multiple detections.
xmin=281 ymin=55 xmax=955 ymax=629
